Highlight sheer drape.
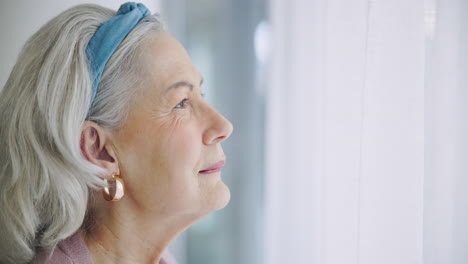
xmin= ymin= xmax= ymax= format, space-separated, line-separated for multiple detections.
xmin=264 ymin=0 xmax=425 ymax=263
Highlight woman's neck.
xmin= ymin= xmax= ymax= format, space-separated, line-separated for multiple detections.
xmin=80 ymin=202 xmax=194 ymax=264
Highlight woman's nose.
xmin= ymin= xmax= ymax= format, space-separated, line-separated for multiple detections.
xmin=203 ymin=106 xmax=233 ymax=145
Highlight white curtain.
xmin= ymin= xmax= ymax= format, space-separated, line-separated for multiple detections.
xmin=264 ymin=0 xmax=426 ymax=263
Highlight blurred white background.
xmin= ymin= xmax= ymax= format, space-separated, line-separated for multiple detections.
xmin=1 ymin=0 xmax=467 ymax=263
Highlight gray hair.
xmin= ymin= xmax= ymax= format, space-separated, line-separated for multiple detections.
xmin=0 ymin=4 xmax=163 ymax=263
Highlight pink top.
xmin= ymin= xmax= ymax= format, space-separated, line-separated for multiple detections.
xmin=32 ymin=232 xmax=178 ymax=264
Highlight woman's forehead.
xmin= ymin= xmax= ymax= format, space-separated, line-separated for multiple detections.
xmin=140 ymin=32 xmax=200 ymax=90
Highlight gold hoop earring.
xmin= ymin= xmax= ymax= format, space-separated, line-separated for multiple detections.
xmin=103 ymin=173 xmax=125 ymax=202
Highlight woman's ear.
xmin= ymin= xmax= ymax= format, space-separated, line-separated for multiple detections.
xmin=81 ymin=120 xmax=119 ymax=175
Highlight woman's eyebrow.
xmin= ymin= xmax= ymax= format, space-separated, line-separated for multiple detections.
xmin=165 ymin=77 xmax=204 ymax=94
xmin=166 ymin=81 xmax=193 ymax=93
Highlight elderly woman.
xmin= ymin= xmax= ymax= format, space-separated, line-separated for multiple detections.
xmin=0 ymin=2 xmax=233 ymax=263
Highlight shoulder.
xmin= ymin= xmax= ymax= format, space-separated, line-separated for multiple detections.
xmin=31 ymin=232 xmax=178 ymax=264
xmin=32 ymin=233 xmax=94 ymax=264
xmin=32 ymin=247 xmax=74 ymax=264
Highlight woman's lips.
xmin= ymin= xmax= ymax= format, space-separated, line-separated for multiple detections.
xmin=199 ymin=160 xmax=225 ymax=174
xmin=199 ymin=168 xmax=221 ymax=174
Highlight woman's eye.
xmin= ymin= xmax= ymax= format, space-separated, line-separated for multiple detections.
xmin=175 ymin=98 xmax=189 ymax=109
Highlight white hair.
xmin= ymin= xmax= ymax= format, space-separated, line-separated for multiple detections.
xmin=0 ymin=4 xmax=163 ymax=263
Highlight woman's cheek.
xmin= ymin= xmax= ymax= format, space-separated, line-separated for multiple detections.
xmin=168 ymin=124 xmax=200 ymax=166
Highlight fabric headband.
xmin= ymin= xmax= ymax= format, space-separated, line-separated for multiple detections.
xmin=86 ymin=2 xmax=150 ymax=106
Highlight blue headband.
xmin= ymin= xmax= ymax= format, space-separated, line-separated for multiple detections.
xmin=86 ymin=2 xmax=150 ymax=105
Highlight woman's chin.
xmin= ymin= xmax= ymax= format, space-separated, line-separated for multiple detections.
xmin=213 ymin=181 xmax=231 ymax=210
xmin=202 ymin=181 xmax=231 ymax=213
